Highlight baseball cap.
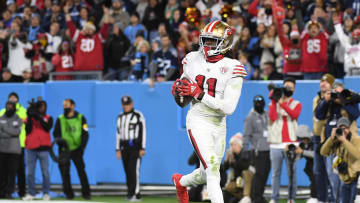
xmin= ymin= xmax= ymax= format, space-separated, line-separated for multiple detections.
xmin=337 ymin=117 xmax=350 ymax=128
xmin=121 ymin=96 xmax=132 ymax=105
xmin=321 ymin=74 xmax=335 ymax=86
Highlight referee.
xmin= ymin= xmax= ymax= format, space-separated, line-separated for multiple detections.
xmin=116 ymin=96 xmax=146 ymax=202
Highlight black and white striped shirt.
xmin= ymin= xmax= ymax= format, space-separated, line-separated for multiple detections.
xmin=116 ymin=109 xmax=146 ymax=150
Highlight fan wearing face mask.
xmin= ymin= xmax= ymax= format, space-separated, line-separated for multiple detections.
xmin=0 ymin=101 xmax=23 ymax=199
xmin=243 ymin=95 xmax=270 ymax=203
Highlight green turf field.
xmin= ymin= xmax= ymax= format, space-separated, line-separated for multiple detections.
xmin=69 ymin=196 xmax=307 ymax=203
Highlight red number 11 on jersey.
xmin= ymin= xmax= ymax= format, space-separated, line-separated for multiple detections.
xmin=195 ymin=75 xmax=217 ymax=97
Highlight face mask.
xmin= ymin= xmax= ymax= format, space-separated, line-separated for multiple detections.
xmin=63 ymin=108 xmax=71 ymax=116
xmin=254 ymin=101 xmax=265 ymax=114
xmin=292 ymin=39 xmax=299 ymax=44
xmin=5 ymin=109 xmax=15 ymax=117
xmin=265 ymin=8 xmax=272 ymax=15
xmin=283 ymin=88 xmax=293 ymax=97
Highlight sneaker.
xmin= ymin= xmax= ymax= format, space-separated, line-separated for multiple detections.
xmin=129 ymin=196 xmax=142 ymax=202
xmin=172 ymin=173 xmax=189 ymax=203
xmin=43 ymin=193 xmax=50 ymax=201
xmin=306 ymin=198 xmax=318 ymax=203
xmin=22 ymin=194 xmax=35 ymax=201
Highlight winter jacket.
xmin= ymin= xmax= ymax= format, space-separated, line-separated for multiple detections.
xmin=0 ymin=114 xmax=23 ymax=154
xmin=104 ymin=33 xmax=131 ymax=69
xmin=243 ymin=109 xmax=270 ymax=152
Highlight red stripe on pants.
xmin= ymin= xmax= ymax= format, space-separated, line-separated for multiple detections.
xmin=188 ymin=129 xmax=208 ymax=169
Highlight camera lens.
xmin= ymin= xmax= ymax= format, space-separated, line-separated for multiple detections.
xmin=335 ymin=128 xmax=343 ymax=136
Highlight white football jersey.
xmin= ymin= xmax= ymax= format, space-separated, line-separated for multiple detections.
xmin=181 ymin=51 xmax=247 ymax=117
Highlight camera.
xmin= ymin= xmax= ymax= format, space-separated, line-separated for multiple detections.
xmin=335 ymin=128 xmax=343 ymax=136
xmin=287 ymin=144 xmax=297 ymax=162
xmin=267 ymin=83 xmax=293 ymax=101
xmin=27 ymin=98 xmax=43 ymax=118
xmin=337 ymin=161 xmax=348 ymax=175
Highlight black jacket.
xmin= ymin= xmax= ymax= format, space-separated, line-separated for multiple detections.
xmin=104 ymin=33 xmax=131 ymax=70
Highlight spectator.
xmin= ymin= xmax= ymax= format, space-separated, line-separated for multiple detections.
xmin=44 ymin=22 xmax=61 ymax=55
xmin=116 ymin=96 xmax=146 ymax=202
xmin=149 ymin=35 xmax=178 ymax=87
xmin=28 ymin=14 xmax=42 ymax=42
xmin=333 ymin=14 xmax=360 ymax=76
xmin=321 ymin=117 xmax=360 ymax=203
xmin=259 ymin=24 xmax=278 ymax=69
xmin=273 ymin=1 xmax=302 ymax=79
xmin=124 ymin=12 xmax=147 ymax=44
xmin=300 ymin=21 xmax=329 ymax=79
xmin=164 ymin=0 xmax=178 ymax=23
xmin=40 ymin=0 xmax=52 ymax=20
xmin=20 ymin=6 xmax=32 ymax=31
xmin=51 ymin=40 xmax=74 ymax=80
xmin=169 ymin=9 xmax=183 ymax=32
xmin=243 ymin=95 xmax=270 ymax=203
xmin=268 ymin=77 xmax=302 ymax=203
xmin=22 ymin=68 xmax=33 ymax=82
xmin=0 ymin=101 xmax=23 ymax=199
xmin=262 ymin=61 xmax=283 ymax=80
xmin=249 ymin=0 xmax=273 ymax=27
xmin=312 ymin=73 xmax=336 ymax=203
xmin=143 ymin=0 xmax=165 ymax=40
xmin=64 ymin=4 xmax=110 ymax=72
xmin=41 ymin=0 xmax=66 ymax=32
xmin=104 ymin=22 xmax=131 ymax=81
xmin=23 ymin=100 xmax=53 ymax=201
xmin=223 ymin=133 xmax=254 ymax=203
xmin=67 ymin=0 xmax=87 ymax=25
xmin=129 ymin=40 xmax=150 ymax=81
xmin=296 ymin=125 xmax=317 ymax=203
xmin=233 ymin=26 xmax=252 ymax=58
xmin=196 ymin=0 xmax=222 ymax=20
xmin=248 ymin=23 xmax=265 ymax=69
xmin=100 ymin=0 xmax=129 ymax=30
xmin=7 ymin=21 xmax=32 ymax=82
xmin=2 ymin=10 xmax=13 ymax=29
xmin=53 ymin=99 xmax=91 ymax=200
xmin=27 ymin=35 xmax=49 ymax=82
xmin=77 ymin=6 xmax=90 ymax=30
xmin=238 ymin=52 xmax=256 ymax=80
xmin=176 ymin=22 xmax=191 ymax=61
xmin=0 ymin=68 xmax=16 ymax=82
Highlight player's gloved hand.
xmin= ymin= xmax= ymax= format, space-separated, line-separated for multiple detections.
xmin=171 ymin=79 xmax=180 ymax=96
xmin=178 ymin=80 xmax=204 ymax=100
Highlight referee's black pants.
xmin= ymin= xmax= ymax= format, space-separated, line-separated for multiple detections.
xmin=58 ymin=148 xmax=91 ymax=199
xmin=121 ymin=145 xmax=141 ymax=199
xmin=0 ymin=152 xmax=19 ymax=198
xmin=251 ymin=151 xmax=271 ymax=203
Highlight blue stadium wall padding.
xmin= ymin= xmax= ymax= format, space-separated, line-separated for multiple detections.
xmin=0 ymin=77 xmax=358 ymax=187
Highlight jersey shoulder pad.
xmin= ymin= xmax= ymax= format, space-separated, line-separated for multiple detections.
xmin=230 ymin=60 xmax=247 ymax=78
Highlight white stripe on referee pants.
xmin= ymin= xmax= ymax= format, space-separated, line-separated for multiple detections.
xmin=135 ymin=158 xmax=140 ymax=194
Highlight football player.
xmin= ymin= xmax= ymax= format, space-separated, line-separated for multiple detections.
xmin=171 ymin=21 xmax=247 ymax=203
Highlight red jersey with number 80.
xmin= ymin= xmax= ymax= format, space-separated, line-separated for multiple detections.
xmin=181 ymin=51 xmax=247 ymax=117
xmin=300 ymin=31 xmax=329 ymax=73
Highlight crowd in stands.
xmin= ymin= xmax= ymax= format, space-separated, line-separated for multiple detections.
xmin=1 ymin=0 xmax=360 ymax=83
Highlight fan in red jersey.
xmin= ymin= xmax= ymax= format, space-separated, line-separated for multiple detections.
xmin=63 ymin=3 xmax=110 ymax=72
xmin=51 ymin=40 xmax=74 ymax=80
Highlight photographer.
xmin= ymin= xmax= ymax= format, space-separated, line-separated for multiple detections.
xmin=268 ymin=77 xmax=302 ymax=203
xmin=23 ymin=100 xmax=53 ymax=201
xmin=296 ymin=125 xmax=317 ymax=203
xmin=320 ymin=117 xmax=360 ymax=203
xmin=315 ymin=82 xmax=360 ymax=201
xmin=224 ymin=133 xmax=254 ymax=203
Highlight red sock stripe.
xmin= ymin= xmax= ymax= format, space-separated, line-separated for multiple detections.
xmin=188 ymin=129 xmax=208 ymax=169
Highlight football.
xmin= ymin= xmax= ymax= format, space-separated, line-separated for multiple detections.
xmin=174 ymin=77 xmax=193 ymax=108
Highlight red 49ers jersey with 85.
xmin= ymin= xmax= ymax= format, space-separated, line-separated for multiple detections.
xmin=181 ymin=51 xmax=247 ymax=117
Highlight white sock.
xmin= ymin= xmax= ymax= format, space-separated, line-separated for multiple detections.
xmin=179 ymin=168 xmax=206 ymax=187
xmin=206 ymin=170 xmax=223 ymax=203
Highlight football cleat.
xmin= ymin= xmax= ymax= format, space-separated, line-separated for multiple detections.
xmin=172 ymin=174 xmax=189 ymax=203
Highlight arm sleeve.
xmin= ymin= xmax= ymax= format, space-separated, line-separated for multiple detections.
xmin=335 ymin=23 xmax=351 ymax=49
xmin=315 ymin=100 xmax=330 ymax=120
xmin=80 ymin=116 xmax=89 ymax=150
xmin=99 ymin=23 xmax=110 ymax=42
xmin=116 ymin=116 xmax=121 ymax=151
xmin=66 ymin=19 xmax=78 ymax=40
xmin=201 ymin=77 xmax=244 ymax=116
xmin=243 ymin=116 xmax=253 ymax=151
xmin=248 ymin=0 xmax=259 ymax=16
xmin=279 ymin=102 xmax=302 ymax=120
xmin=302 ymin=150 xmax=314 ymax=158
xmin=320 ymin=137 xmax=335 ymax=156
xmin=3 ymin=118 xmax=23 ymax=136
xmin=343 ymin=138 xmax=360 ymax=160
xmin=137 ymin=112 xmax=146 ymax=150
xmin=269 ymin=100 xmax=278 ymax=122
xmin=53 ymin=118 xmax=61 ymax=138
xmin=39 ymin=116 xmax=53 ymax=132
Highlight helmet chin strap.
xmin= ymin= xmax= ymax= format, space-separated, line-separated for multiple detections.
xmin=203 ymin=46 xmax=224 ymax=63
